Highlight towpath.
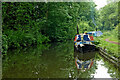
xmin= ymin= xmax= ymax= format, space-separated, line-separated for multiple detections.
xmin=105 ymin=39 xmax=120 ymax=45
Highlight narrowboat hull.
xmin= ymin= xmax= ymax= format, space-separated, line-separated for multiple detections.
xmin=74 ymin=42 xmax=97 ymax=53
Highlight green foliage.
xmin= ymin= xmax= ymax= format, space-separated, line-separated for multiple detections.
xmin=2 ymin=2 xmax=50 ymax=53
xmin=98 ymin=2 xmax=118 ymax=30
xmin=94 ymin=28 xmax=119 ymax=58
xmin=78 ymin=21 xmax=93 ymax=33
xmin=2 ymin=2 xmax=97 ymax=53
xmin=2 ymin=35 xmax=8 ymax=54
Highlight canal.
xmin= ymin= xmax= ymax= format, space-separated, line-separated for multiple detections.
xmin=2 ymin=41 xmax=119 ymax=78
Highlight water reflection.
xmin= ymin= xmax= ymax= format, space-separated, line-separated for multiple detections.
xmin=75 ymin=58 xmax=94 ymax=71
xmin=2 ymin=41 xmax=75 ymax=78
xmin=2 ymin=41 xmax=119 ymax=78
xmin=71 ymin=51 xmax=97 ymax=78
xmin=74 ymin=51 xmax=96 ymax=70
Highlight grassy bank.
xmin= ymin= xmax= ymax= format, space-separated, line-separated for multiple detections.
xmin=94 ymin=29 xmax=119 ymax=58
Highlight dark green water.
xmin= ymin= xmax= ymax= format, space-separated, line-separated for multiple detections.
xmin=2 ymin=41 xmax=119 ymax=78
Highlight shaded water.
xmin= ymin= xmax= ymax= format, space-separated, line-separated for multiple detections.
xmin=2 ymin=41 xmax=119 ymax=78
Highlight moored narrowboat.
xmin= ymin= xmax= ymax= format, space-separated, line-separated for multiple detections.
xmin=74 ymin=32 xmax=96 ymax=53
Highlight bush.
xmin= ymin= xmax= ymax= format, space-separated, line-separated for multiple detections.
xmin=2 ymin=29 xmax=50 ymax=53
xmin=2 ymin=34 xmax=8 ymax=54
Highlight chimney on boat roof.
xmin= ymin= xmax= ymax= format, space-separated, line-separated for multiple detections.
xmin=77 ymin=25 xmax=79 ymax=34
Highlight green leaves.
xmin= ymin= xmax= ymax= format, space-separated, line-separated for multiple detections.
xmin=99 ymin=2 xmax=118 ymax=30
xmin=2 ymin=34 xmax=8 ymax=54
xmin=2 ymin=2 xmax=97 ymax=53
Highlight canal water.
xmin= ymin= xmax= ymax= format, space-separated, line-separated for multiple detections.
xmin=2 ymin=41 xmax=119 ymax=78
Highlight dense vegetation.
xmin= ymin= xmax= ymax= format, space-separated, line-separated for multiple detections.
xmin=97 ymin=2 xmax=119 ymax=31
xmin=2 ymin=1 xmax=119 ymax=55
xmin=94 ymin=1 xmax=119 ymax=58
xmin=2 ymin=2 xmax=97 ymax=53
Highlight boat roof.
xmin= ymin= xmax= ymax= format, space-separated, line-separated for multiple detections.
xmin=87 ymin=31 xmax=102 ymax=33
